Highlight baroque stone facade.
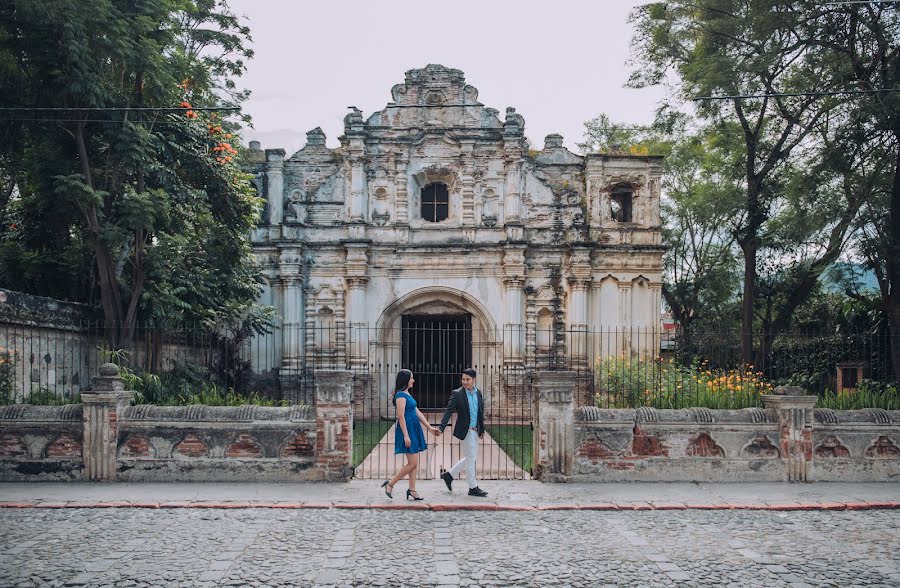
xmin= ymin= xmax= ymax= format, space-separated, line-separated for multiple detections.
xmin=248 ymin=65 xmax=664 ymax=381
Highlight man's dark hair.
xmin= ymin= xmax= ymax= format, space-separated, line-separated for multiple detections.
xmin=462 ymin=368 xmax=477 ymax=379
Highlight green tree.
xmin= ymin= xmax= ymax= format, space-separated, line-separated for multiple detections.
xmin=802 ymin=2 xmax=900 ymax=381
xmin=630 ymin=1 xmax=847 ymax=365
xmin=579 ymin=114 xmax=742 ymax=331
xmin=660 ymin=126 xmax=743 ymax=332
xmin=0 ymin=0 xmax=262 ymax=346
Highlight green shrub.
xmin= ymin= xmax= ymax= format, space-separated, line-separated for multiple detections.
xmin=816 ymin=380 xmax=899 ymax=410
xmin=121 ymin=365 xmax=284 ymax=406
xmin=594 ymin=355 xmax=771 ymax=409
xmin=0 ymin=348 xmax=15 ymax=405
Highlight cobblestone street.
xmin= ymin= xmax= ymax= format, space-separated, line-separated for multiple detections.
xmin=1 ymin=507 xmax=899 ymax=587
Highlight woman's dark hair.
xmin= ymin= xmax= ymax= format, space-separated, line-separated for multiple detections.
xmin=392 ymin=369 xmax=413 ymax=406
xmin=462 ymin=368 xmax=477 ymax=379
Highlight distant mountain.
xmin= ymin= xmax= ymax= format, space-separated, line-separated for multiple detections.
xmin=822 ymin=262 xmax=879 ymax=294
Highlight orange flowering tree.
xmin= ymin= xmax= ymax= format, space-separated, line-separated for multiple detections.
xmin=0 ymin=0 xmax=266 ymax=347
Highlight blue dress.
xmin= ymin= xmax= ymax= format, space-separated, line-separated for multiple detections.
xmin=394 ymin=390 xmax=428 ymax=454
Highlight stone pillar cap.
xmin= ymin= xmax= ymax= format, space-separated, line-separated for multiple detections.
xmin=773 ymin=385 xmax=806 ymax=396
xmin=98 ymin=363 xmax=119 ymax=376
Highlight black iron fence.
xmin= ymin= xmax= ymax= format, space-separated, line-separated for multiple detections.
xmin=0 ymin=320 xmax=896 ymax=410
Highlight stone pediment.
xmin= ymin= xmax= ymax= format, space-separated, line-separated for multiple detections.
xmin=287 ymin=127 xmax=337 ymax=162
xmin=390 ymin=64 xmax=481 ymax=107
xmin=359 ymin=64 xmax=497 ymax=132
xmin=535 ymin=134 xmax=583 ymax=165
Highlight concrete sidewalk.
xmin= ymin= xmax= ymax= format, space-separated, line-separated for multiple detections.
xmin=1 ymin=480 xmax=897 ymax=511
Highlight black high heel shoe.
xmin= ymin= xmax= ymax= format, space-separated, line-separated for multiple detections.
xmin=381 ymin=480 xmax=393 ymax=499
xmin=406 ymin=489 xmax=423 ymax=501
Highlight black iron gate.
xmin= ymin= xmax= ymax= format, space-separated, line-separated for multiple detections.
xmin=351 ymin=320 xmax=533 ymax=481
xmin=401 ymin=315 xmax=471 ymax=410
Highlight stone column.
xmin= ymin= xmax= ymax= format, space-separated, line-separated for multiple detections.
xmin=503 ymin=278 xmax=525 ymax=360
xmin=265 ymin=149 xmax=286 ymax=230
xmin=568 ymin=248 xmax=591 ymax=362
xmin=502 ymin=244 xmax=526 ymax=363
xmin=344 ymin=108 xmax=367 ymax=223
xmin=568 ymin=280 xmax=590 ymax=362
xmin=461 ymin=143 xmax=476 ymax=228
xmin=349 ymin=159 xmax=367 ymax=222
xmin=81 ymin=364 xmax=133 ymax=481
xmin=394 ymin=154 xmax=409 ymax=226
xmin=503 ymin=160 xmax=522 ymax=224
xmin=649 ymin=282 xmax=663 ymax=356
xmin=619 ymin=283 xmax=632 ymax=354
xmin=314 ymin=370 xmax=353 ymax=481
xmin=534 ymin=370 xmax=577 ymax=482
xmin=345 ymin=243 xmax=369 ymax=368
xmin=279 ymin=248 xmax=304 ymax=373
xmin=763 ymin=387 xmax=818 ymax=482
xmin=503 ymin=107 xmax=525 ymax=225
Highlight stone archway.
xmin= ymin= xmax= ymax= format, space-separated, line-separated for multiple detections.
xmin=375 ymin=285 xmax=498 ymax=337
xmin=375 ymin=288 xmax=499 ymax=406
xmin=353 ymin=286 xmax=529 ymax=482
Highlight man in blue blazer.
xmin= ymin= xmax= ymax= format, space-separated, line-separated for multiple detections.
xmin=438 ymin=368 xmax=488 ymax=497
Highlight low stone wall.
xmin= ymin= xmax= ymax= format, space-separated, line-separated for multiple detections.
xmin=813 ymin=408 xmax=900 ymax=481
xmin=570 ymin=405 xmax=900 ymax=483
xmin=0 ymin=366 xmax=354 ymax=483
xmin=572 ymin=406 xmax=785 ymax=482
xmin=0 ymin=404 xmax=85 ymax=481
xmin=117 ymin=404 xmax=318 ymax=482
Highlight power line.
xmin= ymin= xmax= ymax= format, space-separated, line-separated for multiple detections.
xmin=824 ymin=1 xmax=900 ymax=4
xmin=0 ymin=106 xmax=239 ymax=112
xmin=693 ymin=88 xmax=900 ymax=101
xmin=0 ymin=118 xmax=218 ymax=124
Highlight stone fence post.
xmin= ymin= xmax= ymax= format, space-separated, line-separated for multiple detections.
xmin=313 ymin=370 xmax=353 ymax=481
xmin=533 ymin=370 xmax=577 ymax=482
xmin=80 ymin=363 xmax=133 ymax=481
xmin=763 ymin=386 xmax=818 ymax=482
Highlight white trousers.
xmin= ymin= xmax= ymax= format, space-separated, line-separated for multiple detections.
xmin=448 ymin=430 xmax=479 ymax=489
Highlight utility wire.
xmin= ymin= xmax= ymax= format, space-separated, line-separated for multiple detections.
xmin=0 ymin=118 xmax=224 ymax=124
xmin=823 ymin=1 xmax=900 ymax=4
xmin=0 ymin=107 xmax=240 ymax=112
xmin=693 ymin=88 xmax=900 ymax=101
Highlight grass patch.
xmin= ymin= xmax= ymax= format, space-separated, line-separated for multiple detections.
xmin=353 ymin=419 xmax=394 ymax=467
xmin=487 ymin=424 xmax=533 ymax=474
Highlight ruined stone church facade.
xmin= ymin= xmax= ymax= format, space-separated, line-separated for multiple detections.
xmin=247 ymin=65 xmax=663 ymax=400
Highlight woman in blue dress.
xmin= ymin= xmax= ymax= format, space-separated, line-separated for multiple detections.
xmin=381 ymin=369 xmax=441 ymax=500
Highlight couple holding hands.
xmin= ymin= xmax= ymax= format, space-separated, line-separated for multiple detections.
xmin=381 ymin=368 xmax=488 ymax=501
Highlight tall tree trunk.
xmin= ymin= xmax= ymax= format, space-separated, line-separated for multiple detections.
xmin=739 ymin=234 xmax=758 ymax=368
xmin=121 ymin=71 xmax=146 ymax=346
xmin=74 ymin=122 xmax=124 ymax=348
xmin=887 ymin=136 xmax=900 ymax=383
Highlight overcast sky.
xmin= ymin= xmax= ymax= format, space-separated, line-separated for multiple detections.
xmin=228 ymin=0 xmax=664 ymax=156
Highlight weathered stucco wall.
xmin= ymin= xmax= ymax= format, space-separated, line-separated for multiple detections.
xmin=0 ymin=404 xmax=85 ymax=481
xmin=0 ymin=368 xmax=353 ymax=482
xmin=571 ymin=406 xmax=900 ymax=482
xmin=116 ymin=404 xmax=318 ymax=482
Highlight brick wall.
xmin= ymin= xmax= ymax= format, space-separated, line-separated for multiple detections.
xmin=571 ymin=406 xmax=900 ymax=482
xmin=0 ymin=404 xmax=85 ymax=480
xmin=116 ymin=404 xmax=320 ymax=482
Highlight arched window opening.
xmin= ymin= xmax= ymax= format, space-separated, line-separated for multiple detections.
xmin=610 ymin=185 xmax=633 ymax=223
xmin=421 ymin=182 xmax=449 ymax=222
